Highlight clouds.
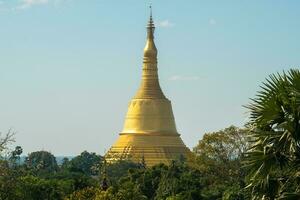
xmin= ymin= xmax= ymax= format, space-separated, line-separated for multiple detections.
xmin=157 ymin=18 xmax=217 ymax=28
xmin=23 ymin=0 xmax=49 ymax=5
xmin=157 ymin=20 xmax=175 ymax=28
xmin=18 ymin=0 xmax=49 ymax=9
xmin=168 ymin=75 xmax=200 ymax=81
xmin=14 ymin=0 xmax=70 ymax=10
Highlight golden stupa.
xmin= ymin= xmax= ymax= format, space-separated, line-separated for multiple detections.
xmin=105 ymin=9 xmax=190 ymax=166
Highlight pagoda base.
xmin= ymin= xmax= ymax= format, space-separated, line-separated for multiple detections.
xmin=105 ymin=133 xmax=190 ymax=166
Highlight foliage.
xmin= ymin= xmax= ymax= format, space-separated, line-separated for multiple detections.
xmin=50 ymin=170 xmax=98 ymax=191
xmin=16 ymin=175 xmax=71 ymax=200
xmin=134 ymin=163 xmax=168 ymax=199
xmin=0 ymin=128 xmax=250 ymax=200
xmin=94 ymin=188 xmax=115 ymax=200
xmin=25 ymin=151 xmax=58 ymax=174
xmin=9 ymin=146 xmax=23 ymax=168
xmin=1 ymin=150 xmax=100 ymax=200
xmin=64 ymin=151 xmax=103 ymax=176
xmin=244 ymin=69 xmax=300 ymax=199
xmin=0 ymin=160 xmax=19 ymax=200
xmin=114 ymin=181 xmax=147 ymax=200
xmin=222 ymin=184 xmax=246 ymax=200
xmin=106 ymin=159 xmax=141 ymax=184
xmin=0 ymin=129 xmax=15 ymax=157
xmin=66 ymin=187 xmax=101 ymax=200
xmin=194 ymin=126 xmax=249 ymax=162
xmin=106 ymin=160 xmax=204 ymax=200
xmin=0 ymin=145 xmax=25 ymax=200
xmin=155 ymin=161 xmax=203 ymax=200
xmin=192 ymin=126 xmax=250 ymax=200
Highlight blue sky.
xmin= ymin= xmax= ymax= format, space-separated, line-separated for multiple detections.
xmin=1 ymin=0 xmax=300 ymax=155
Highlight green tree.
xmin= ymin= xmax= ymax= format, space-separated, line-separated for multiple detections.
xmin=106 ymin=160 xmax=141 ymax=184
xmin=192 ymin=126 xmax=249 ymax=200
xmin=66 ymin=187 xmax=101 ymax=200
xmin=115 ymin=181 xmax=147 ymax=200
xmin=9 ymin=146 xmax=23 ymax=168
xmin=61 ymin=157 xmax=70 ymax=169
xmin=117 ymin=163 xmax=168 ymax=199
xmin=95 ymin=187 xmax=115 ymax=200
xmin=0 ymin=134 xmax=23 ymax=200
xmin=0 ymin=159 xmax=20 ymax=200
xmin=138 ymin=164 xmax=168 ymax=199
xmin=194 ymin=126 xmax=249 ymax=162
xmin=16 ymin=175 xmax=71 ymax=200
xmin=48 ymin=170 xmax=98 ymax=191
xmin=222 ymin=184 xmax=246 ymax=200
xmin=25 ymin=151 xmax=58 ymax=174
xmin=244 ymin=69 xmax=300 ymax=199
xmin=155 ymin=161 xmax=203 ymax=200
xmin=66 ymin=151 xmax=103 ymax=176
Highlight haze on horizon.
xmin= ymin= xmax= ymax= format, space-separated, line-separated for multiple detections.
xmin=1 ymin=0 xmax=300 ymax=156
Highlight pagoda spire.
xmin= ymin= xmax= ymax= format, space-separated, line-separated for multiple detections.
xmin=134 ymin=6 xmax=166 ymax=99
xmin=147 ymin=5 xmax=154 ymax=39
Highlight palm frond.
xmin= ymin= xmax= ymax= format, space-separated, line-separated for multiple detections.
xmin=244 ymin=69 xmax=300 ymax=199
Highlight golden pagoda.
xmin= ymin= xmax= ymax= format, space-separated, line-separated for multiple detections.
xmin=105 ymin=8 xmax=190 ymax=166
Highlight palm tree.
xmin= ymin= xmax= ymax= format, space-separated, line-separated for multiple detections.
xmin=244 ymin=69 xmax=300 ymax=200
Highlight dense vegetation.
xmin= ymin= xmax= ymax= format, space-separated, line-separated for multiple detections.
xmin=0 ymin=69 xmax=300 ymax=200
xmin=0 ymin=127 xmax=249 ymax=200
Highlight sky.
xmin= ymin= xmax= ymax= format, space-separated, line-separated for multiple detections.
xmin=1 ymin=0 xmax=300 ymax=156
